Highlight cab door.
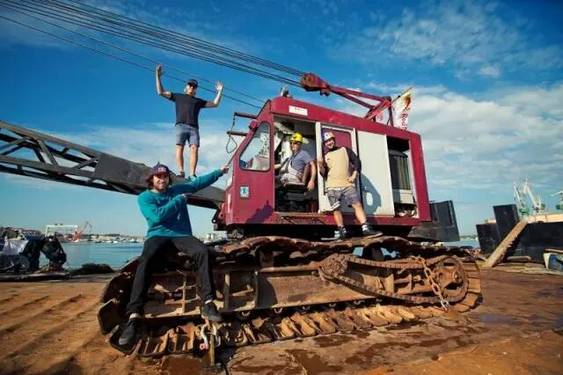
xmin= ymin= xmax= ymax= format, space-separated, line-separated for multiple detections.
xmin=315 ymin=123 xmax=357 ymax=213
xmin=356 ymin=131 xmax=395 ymax=216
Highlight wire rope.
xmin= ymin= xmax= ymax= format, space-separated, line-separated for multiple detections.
xmin=0 ymin=11 xmax=262 ymax=109
xmin=6 ymin=0 xmax=300 ymax=86
xmin=1 ymin=0 xmax=265 ymax=104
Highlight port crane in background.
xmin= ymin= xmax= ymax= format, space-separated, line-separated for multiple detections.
xmin=513 ymin=179 xmax=546 ymax=216
xmin=552 ymin=190 xmax=563 ymax=211
xmin=72 ymin=221 xmax=92 ymax=242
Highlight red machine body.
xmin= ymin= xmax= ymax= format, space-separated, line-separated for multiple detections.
xmin=214 ymin=85 xmax=431 ymax=239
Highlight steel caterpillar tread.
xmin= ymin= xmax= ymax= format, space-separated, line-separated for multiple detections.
xmin=98 ymin=236 xmax=482 ymax=357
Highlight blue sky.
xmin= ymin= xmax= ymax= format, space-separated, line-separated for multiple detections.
xmin=1 ymin=0 xmax=562 ymax=236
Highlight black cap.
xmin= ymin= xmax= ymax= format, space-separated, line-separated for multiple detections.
xmin=187 ymin=79 xmax=198 ymax=87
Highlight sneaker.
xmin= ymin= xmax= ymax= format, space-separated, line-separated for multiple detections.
xmin=335 ymin=227 xmax=348 ymax=240
xmin=201 ymin=301 xmax=222 ymax=322
xmin=361 ymin=223 xmax=383 ymax=237
xmin=118 ymin=318 xmax=139 ymax=346
xmin=187 ymin=174 xmax=197 ymax=182
xmin=178 ymin=171 xmax=185 ymax=178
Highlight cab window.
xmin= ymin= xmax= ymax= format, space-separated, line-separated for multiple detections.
xmin=239 ymin=122 xmax=270 ymax=171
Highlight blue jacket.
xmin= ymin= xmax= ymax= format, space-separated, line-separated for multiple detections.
xmin=138 ymin=169 xmax=222 ymax=238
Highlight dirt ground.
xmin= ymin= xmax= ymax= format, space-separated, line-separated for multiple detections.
xmin=0 ymin=267 xmax=561 ymax=375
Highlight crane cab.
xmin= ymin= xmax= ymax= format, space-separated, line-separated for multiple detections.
xmin=214 ymin=96 xmax=432 ymax=239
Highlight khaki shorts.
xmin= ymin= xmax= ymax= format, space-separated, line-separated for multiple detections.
xmin=326 ymin=186 xmax=360 ymax=210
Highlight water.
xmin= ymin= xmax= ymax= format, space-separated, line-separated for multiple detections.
xmin=51 ymin=239 xmax=479 ymax=270
xmin=55 ymin=242 xmax=143 ymax=270
xmin=447 ymin=239 xmax=479 ymax=248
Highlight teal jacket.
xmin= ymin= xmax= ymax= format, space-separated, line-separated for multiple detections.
xmin=138 ymin=169 xmax=222 ymax=238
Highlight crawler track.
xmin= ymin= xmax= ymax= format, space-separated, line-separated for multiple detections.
xmin=99 ymin=236 xmax=482 ymax=358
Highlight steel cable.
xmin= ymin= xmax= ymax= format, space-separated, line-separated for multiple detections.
xmin=0 ymin=0 xmax=265 ymax=104
xmin=0 ymin=12 xmax=262 ymax=109
xmin=5 ymin=0 xmax=301 ymax=86
xmin=55 ymin=0 xmax=305 ymax=76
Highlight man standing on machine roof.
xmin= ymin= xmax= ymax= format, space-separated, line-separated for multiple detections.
xmin=317 ymin=131 xmax=382 ymax=240
xmin=156 ymin=64 xmax=224 ymax=180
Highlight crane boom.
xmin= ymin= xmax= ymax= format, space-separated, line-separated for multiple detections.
xmin=300 ymin=73 xmax=394 ymax=122
xmin=0 ymin=121 xmax=223 ymax=209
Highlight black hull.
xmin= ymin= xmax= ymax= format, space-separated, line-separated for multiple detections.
xmin=511 ymin=222 xmax=563 ymax=261
xmin=476 ymin=204 xmax=563 ymax=263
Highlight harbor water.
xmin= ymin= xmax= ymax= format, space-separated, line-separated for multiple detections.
xmin=54 ymin=239 xmax=480 ymax=270
xmin=60 ymin=242 xmax=143 ymax=269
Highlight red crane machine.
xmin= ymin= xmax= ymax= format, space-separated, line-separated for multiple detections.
xmin=215 ymin=73 xmax=446 ymax=240
xmin=96 ymin=75 xmax=479 ymax=359
xmin=0 ymin=75 xmax=475 ymax=363
xmin=0 ymin=0 xmax=481 ymax=364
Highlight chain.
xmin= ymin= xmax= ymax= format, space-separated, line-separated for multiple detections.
xmin=412 ymin=256 xmax=450 ymax=311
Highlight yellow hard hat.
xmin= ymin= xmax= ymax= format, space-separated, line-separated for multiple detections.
xmin=290 ymin=132 xmax=303 ymax=143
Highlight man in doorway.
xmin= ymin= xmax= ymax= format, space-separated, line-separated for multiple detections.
xmin=118 ymin=162 xmax=228 ymax=347
xmin=317 ymin=131 xmax=381 ymax=239
xmin=156 ymin=64 xmax=224 ymax=179
xmin=277 ymin=132 xmax=316 ymax=191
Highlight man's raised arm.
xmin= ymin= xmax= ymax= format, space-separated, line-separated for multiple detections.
xmin=205 ymin=81 xmax=224 ymax=108
xmin=156 ymin=64 xmax=172 ymax=99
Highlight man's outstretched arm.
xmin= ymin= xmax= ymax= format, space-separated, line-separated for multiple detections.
xmin=205 ymin=81 xmax=224 ymax=108
xmin=156 ymin=64 xmax=172 ymax=99
xmin=172 ymin=165 xmax=229 ymax=194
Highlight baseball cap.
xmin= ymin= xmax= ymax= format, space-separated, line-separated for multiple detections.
xmin=146 ymin=163 xmax=170 ymax=181
xmin=187 ymin=79 xmax=198 ymax=87
xmin=322 ymin=131 xmax=335 ymax=142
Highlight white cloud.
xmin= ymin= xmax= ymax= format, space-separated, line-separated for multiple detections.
xmin=330 ymin=81 xmax=563 ymax=232
xmin=335 ymin=0 xmax=563 ymax=78
xmin=407 ymin=83 xmax=563 ymax=197
xmin=56 ymin=122 xmax=232 ymax=172
xmin=479 ymin=65 xmax=501 ymax=78
xmin=2 ymin=121 xmax=232 ymax=193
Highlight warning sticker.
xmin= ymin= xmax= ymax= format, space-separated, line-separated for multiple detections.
xmin=289 ymin=105 xmax=308 ymax=116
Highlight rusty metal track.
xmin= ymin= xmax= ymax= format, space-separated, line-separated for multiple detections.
xmin=98 ymin=236 xmax=482 ymax=359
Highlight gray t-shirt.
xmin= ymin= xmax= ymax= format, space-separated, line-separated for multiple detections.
xmin=288 ymin=149 xmax=313 ymax=173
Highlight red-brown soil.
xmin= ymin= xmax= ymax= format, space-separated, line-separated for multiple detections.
xmin=0 ymin=267 xmax=561 ymax=374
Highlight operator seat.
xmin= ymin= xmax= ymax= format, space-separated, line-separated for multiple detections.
xmin=277 ymin=164 xmax=316 ymax=212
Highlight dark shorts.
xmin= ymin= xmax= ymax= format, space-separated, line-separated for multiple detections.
xmin=175 ymin=123 xmax=200 ymax=147
xmin=326 ymin=186 xmax=361 ymax=210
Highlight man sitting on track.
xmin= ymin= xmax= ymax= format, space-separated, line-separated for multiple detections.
xmin=118 ymin=162 xmax=227 ymax=347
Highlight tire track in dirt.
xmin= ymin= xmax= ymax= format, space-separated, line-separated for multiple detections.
xmin=0 ymin=298 xmax=101 ymax=374
xmin=0 ymin=295 xmax=50 ymax=318
xmin=38 ymin=335 xmax=153 ymax=375
xmin=0 ymin=298 xmax=148 ymax=375
xmin=0 ymin=293 xmax=88 ymax=356
xmin=0 ymin=294 xmax=85 ymax=336
xmin=0 ymin=294 xmax=19 ymax=305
